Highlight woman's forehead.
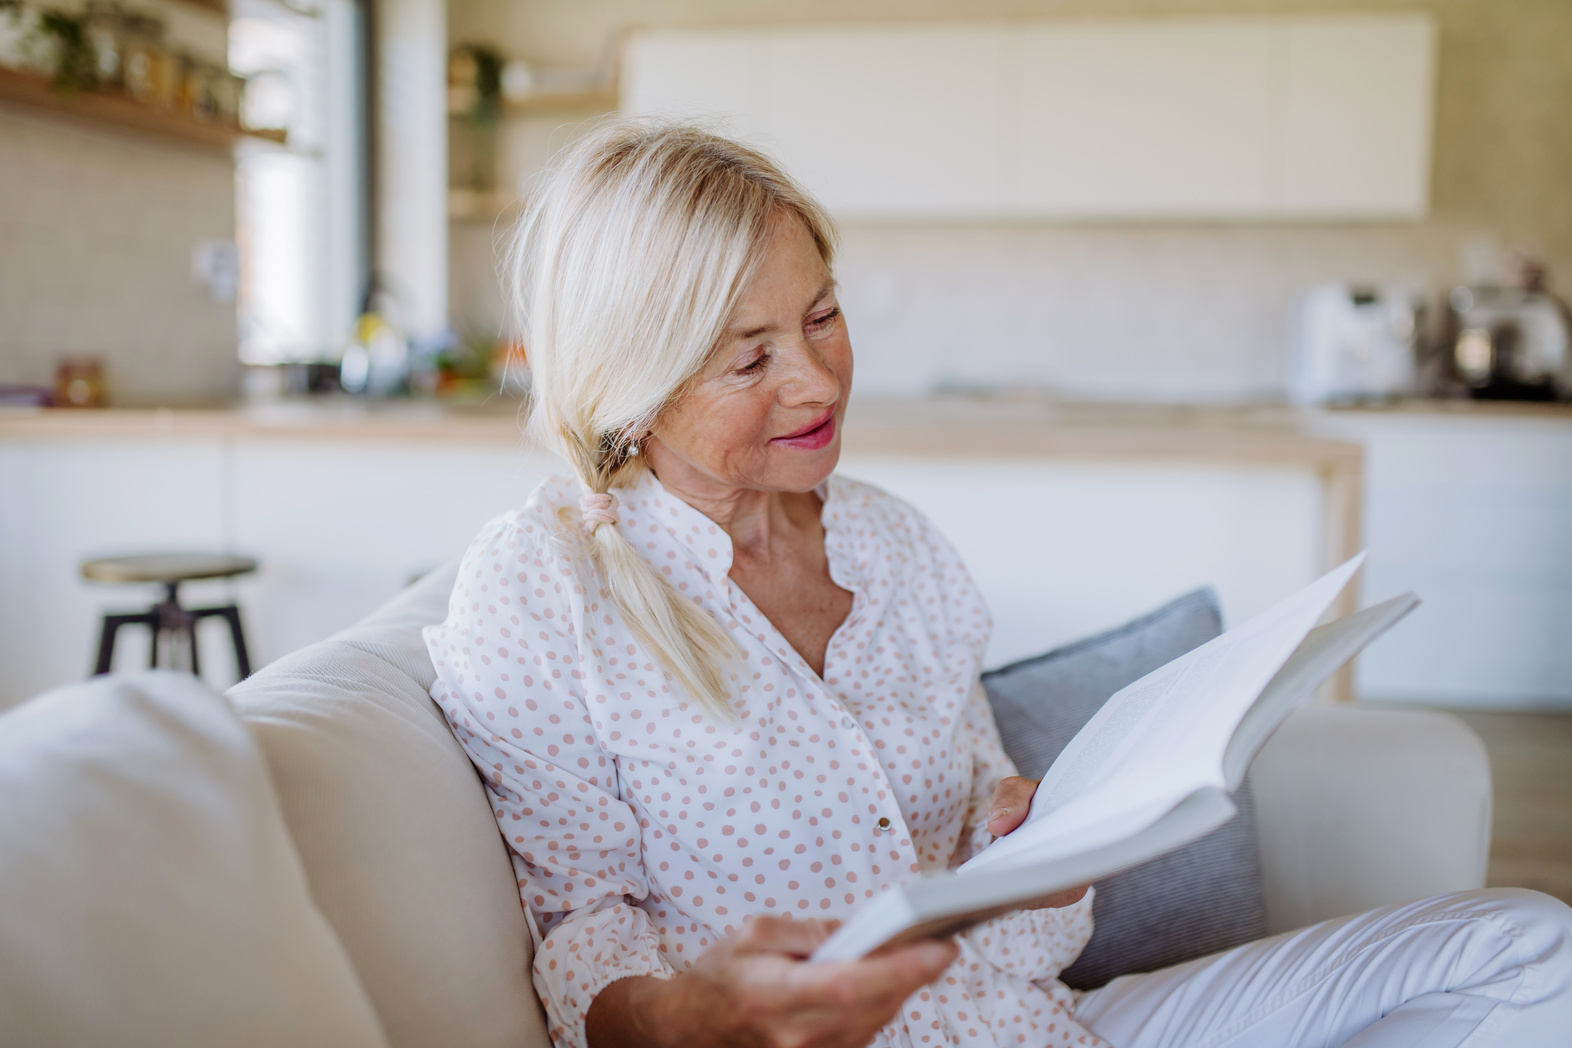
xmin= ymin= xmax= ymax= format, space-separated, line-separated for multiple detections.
xmin=724 ymin=226 xmax=834 ymax=327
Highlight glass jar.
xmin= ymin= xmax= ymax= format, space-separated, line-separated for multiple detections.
xmin=213 ymin=69 xmax=242 ymax=126
xmin=184 ymin=60 xmax=223 ymax=121
xmin=122 ymin=13 xmax=172 ymax=108
xmin=0 ymin=2 xmax=47 ymax=74
xmin=54 ymin=357 xmax=106 ymax=409
xmin=82 ymin=2 xmax=127 ymax=92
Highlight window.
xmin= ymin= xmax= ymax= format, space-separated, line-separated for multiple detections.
xmin=230 ymin=0 xmax=365 ymax=365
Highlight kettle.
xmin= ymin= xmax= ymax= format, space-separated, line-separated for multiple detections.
xmin=1443 ymin=262 xmax=1572 ymax=401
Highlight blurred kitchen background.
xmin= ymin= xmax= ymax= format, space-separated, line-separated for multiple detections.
xmin=1 ymin=1 xmax=1569 ymax=894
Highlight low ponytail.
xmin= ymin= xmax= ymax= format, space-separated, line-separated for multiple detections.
xmin=564 ymin=432 xmax=742 ymax=719
xmin=507 ymin=118 xmax=838 ymax=719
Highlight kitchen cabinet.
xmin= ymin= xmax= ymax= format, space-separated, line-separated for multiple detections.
xmin=0 ymin=416 xmax=552 ymax=705
xmin=1316 ymin=409 xmax=1572 ymax=708
xmin=6 ymin=403 xmax=1565 ymax=711
xmin=0 ymin=402 xmax=1356 ymax=709
xmin=623 ymin=14 xmax=1436 ymax=220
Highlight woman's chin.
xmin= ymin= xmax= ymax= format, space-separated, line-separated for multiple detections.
xmin=762 ymin=442 xmax=841 ymax=492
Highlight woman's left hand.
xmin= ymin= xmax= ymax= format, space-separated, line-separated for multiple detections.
xmin=985 ymin=776 xmax=1091 ymax=910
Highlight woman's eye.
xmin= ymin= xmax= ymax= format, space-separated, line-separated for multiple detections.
xmin=737 ymin=353 xmax=769 ymax=375
xmin=807 ymin=307 xmax=841 ymax=330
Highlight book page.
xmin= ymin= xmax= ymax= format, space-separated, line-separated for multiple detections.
xmin=961 ymin=552 xmax=1365 ymax=874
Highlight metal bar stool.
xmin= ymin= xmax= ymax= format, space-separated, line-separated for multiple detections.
xmin=81 ymin=554 xmax=258 ymax=680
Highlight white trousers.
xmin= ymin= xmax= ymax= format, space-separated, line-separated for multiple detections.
xmin=1073 ymin=889 xmax=1572 ymax=1048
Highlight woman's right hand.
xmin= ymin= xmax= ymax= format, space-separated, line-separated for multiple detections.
xmin=585 ymin=915 xmax=959 ymax=1048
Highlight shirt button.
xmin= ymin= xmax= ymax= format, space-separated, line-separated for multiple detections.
xmin=842 ymin=715 xmax=856 ymax=730
xmin=877 ymin=816 xmax=892 ymax=830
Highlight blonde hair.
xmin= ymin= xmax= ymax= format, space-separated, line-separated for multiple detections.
xmin=507 ymin=118 xmax=838 ymax=717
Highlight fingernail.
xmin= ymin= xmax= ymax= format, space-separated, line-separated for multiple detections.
xmin=988 ymin=807 xmax=1010 ymax=822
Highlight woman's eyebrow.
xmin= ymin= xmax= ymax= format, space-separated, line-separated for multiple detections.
xmin=806 ymin=278 xmax=838 ymax=310
xmin=723 ymin=280 xmax=840 ymax=343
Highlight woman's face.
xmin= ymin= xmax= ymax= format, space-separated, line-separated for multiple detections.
xmin=646 ymin=211 xmax=852 ymax=498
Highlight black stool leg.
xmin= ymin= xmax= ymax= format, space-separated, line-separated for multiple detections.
xmin=149 ymin=580 xmax=193 ymax=675
xmin=191 ymin=604 xmax=251 ymax=680
xmin=94 ymin=616 xmax=118 ymax=676
xmin=92 ymin=611 xmax=159 ymax=676
xmin=185 ymin=619 xmax=201 ymax=677
xmin=225 ymin=606 xmax=251 ymax=679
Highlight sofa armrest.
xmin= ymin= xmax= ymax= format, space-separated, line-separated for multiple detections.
xmin=1248 ymin=705 xmax=1492 ymax=935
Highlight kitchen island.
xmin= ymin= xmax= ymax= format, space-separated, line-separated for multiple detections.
xmin=3 ymin=397 xmax=1567 ymax=710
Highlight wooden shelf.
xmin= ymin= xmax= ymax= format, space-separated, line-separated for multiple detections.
xmin=448 ymin=188 xmax=520 ymax=223
xmin=449 ymin=88 xmax=618 ymax=121
xmin=503 ymin=88 xmax=617 ymax=115
xmin=0 ymin=66 xmax=286 ymax=151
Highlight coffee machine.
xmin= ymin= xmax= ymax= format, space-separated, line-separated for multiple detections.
xmin=1441 ymin=280 xmax=1572 ymax=401
xmin=1439 ymin=260 xmax=1572 ymax=405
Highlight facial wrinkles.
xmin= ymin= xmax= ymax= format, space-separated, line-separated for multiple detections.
xmin=648 ymin=217 xmax=849 ymax=500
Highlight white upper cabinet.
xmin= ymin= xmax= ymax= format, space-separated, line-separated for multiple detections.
xmin=1012 ymin=20 xmax=1281 ymax=217
xmin=1277 ymin=17 xmax=1437 ymax=217
xmin=622 ymin=14 xmax=1436 ymax=221
xmin=766 ymin=27 xmax=1012 ymax=217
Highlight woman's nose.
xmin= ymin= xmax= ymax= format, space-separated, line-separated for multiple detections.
xmin=779 ymin=340 xmax=841 ymax=406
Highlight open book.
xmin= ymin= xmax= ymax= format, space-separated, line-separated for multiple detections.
xmin=811 ymin=553 xmax=1417 ymax=963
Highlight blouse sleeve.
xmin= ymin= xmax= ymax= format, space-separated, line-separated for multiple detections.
xmin=950 ymin=679 xmax=1097 ymax=982
xmin=951 ymin=680 xmax=1016 ymax=867
xmin=424 ymin=517 xmax=675 ymax=1048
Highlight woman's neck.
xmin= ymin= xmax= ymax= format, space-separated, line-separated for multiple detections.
xmin=645 ymin=466 xmax=820 ymax=563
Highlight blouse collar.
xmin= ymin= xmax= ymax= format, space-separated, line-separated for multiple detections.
xmin=616 ymin=469 xmax=849 ymax=592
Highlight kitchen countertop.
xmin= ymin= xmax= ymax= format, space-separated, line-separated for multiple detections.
xmin=1 ymin=395 xmax=1566 ymax=466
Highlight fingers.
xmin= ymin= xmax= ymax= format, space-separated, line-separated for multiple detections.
xmin=738 ymin=914 xmax=836 ymax=958
xmin=801 ymin=938 xmax=959 ymax=1007
xmin=1057 ymin=883 xmax=1092 ymax=907
xmin=677 ymin=921 xmax=960 ymax=1048
xmin=1025 ymin=883 xmax=1092 ymax=911
xmin=869 ymin=938 xmax=959 ymax=990
xmin=987 ymin=776 xmax=1039 ymax=836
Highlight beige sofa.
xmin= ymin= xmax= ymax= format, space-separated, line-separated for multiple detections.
xmin=0 ymin=563 xmax=1493 ymax=1048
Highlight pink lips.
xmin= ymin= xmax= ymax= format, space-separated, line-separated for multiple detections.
xmin=771 ymin=406 xmax=837 ymax=450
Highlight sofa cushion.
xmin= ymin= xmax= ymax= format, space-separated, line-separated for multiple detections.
xmin=227 ymin=562 xmax=550 ymax=1048
xmin=0 ymin=671 xmax=388 ymax=1048
xmin=982 ymin=588 xmax=1268 ymax=990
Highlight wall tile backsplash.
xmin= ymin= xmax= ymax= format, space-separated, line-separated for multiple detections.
xmin=0 ymin=107 xmax=238 ymax=405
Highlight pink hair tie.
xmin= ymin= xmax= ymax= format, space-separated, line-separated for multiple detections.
xmin=580 ymin=492 xmax=618 ymax=534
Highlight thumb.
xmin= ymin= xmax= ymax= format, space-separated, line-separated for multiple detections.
xmin=987 ymin=776 xmax=1039 ymax=836
xmin=739 ymin=914 xmax=836 ymax=957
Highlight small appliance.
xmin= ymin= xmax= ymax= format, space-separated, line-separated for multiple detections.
xmin=1288 ymin=284 xmax=1424 ymax=405
xmin=1443 ymin=284 xmax=1572 ymax=401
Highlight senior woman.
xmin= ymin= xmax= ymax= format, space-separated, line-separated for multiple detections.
xmin=425 ymin=120 xmax=1572 ymax=1048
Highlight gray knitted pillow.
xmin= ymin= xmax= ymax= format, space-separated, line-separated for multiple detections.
xmin=981 ymin=588 xmax=1267 ymax=990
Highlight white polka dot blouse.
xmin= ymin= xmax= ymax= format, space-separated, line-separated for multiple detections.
xmin=425 ymin=470 xmax=1102 ymax=1048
